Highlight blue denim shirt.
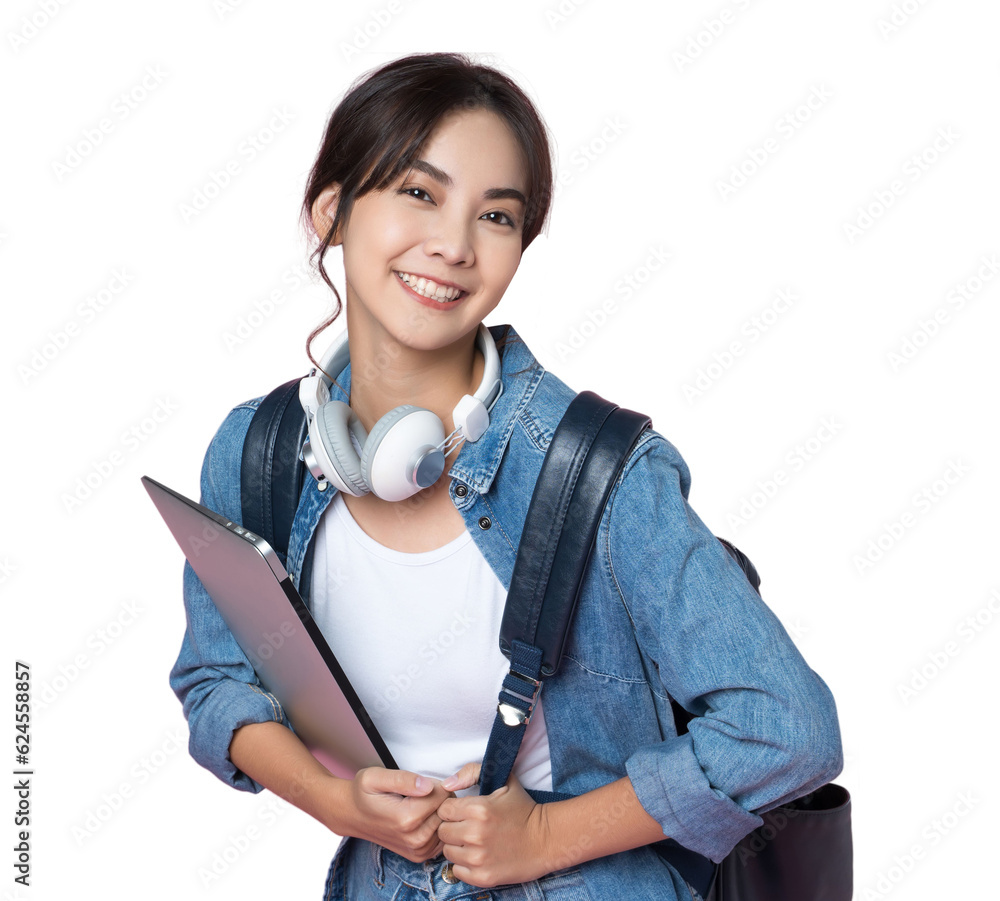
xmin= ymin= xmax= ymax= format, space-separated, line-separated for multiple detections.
xmin=169 ymin=324 xmax=842 ymax=899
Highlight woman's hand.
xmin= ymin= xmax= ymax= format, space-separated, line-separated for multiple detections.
xmin=436 ymin=765 xmax=553 ymax=888
xmin=436 ymin=761 xmax=673 ymax=887
xmin=229 ymin=723 xmax=454 ymax=862
xmin=346 ymin=767 xmax=454 ymax=862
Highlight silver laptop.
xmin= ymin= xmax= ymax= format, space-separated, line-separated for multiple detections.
xmin=142 ymin=475 xmax=396 ymax=778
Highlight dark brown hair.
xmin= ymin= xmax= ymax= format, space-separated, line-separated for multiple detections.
xmin=300 ymin=52 xmax=554 ymax=366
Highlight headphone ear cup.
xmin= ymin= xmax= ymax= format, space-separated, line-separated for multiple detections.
xmin=361 ymin=405 xmax=446 ymax=502
xmin=311 ymin=400 xmax=371 ymax=496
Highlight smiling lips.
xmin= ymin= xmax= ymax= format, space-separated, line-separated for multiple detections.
xmin=395 ymin=270 xmax=467 ymax=303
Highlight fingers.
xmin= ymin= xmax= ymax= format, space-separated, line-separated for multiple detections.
xmin=500 ymin=771 xmax=527 ymax=799
xmin=396 ymin=813 xmax=446 ymax=861
xmin=435 ymin=777 xmax=546 ymax=888
xmin=440 ymin=761 xmax=481 ymax=792
xmin=436 ymin=817 xmax=467 ymax=847
xmin=441 ymin=783 xmax=510 ymax=823
xmin=357 ymin=766 xmax=437 ymax=797
xmin=348 ymin=770 xmax=452 ymax=863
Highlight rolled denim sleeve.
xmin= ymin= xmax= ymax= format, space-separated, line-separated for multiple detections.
xmin=168 ymin=401 xmax=292 ymax=793
xmin=611 ymin=433 xmax=843 ymax=863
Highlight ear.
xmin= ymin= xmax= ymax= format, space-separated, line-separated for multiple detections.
xmin=310 ymin=184 xmax=342 ymax=245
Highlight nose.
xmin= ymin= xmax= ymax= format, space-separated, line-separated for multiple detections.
xmin=423 ymin=212 xmax=474 ymax=266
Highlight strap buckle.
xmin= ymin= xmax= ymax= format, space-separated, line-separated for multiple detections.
xmin=497 ymin=666 xmax=541 ymax=727
xmin=510 ymin=668 xmax=541 ymax=691
xmin=497 ymin=701 xmax=531 ymax=727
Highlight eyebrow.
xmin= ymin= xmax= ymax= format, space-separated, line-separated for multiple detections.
xmin=409 ymin=159 xmax=527 ymax=206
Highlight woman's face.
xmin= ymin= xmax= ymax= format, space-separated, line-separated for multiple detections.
xmin=315 ymin=107 xmax=530 ymax=354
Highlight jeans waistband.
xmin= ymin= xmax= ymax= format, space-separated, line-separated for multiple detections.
xmin=373 ymin=845 xmax=495 ymax=900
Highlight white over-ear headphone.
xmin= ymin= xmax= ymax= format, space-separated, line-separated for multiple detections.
xmin=297 ymin=324 xmax=503 ymax=502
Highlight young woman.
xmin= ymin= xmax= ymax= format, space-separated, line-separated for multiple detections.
xmin=170 ymin=53 xmax=843 ymax=900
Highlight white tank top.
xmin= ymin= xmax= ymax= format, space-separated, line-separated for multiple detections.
xmin=308 ymin=492 xmax=553 ymax=794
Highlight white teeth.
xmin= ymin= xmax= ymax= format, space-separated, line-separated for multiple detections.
xmin=397 ymin=271 xmax=463 ymax=302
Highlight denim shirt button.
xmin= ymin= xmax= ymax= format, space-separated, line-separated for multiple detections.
xmin=478 ymin=516 xmax=492 ymax=530
xmin=454 ymin=484 xmax=468 ymax=497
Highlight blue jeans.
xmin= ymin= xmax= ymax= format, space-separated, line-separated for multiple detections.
xmin=324 ymin=838 xmax=592 ymax=900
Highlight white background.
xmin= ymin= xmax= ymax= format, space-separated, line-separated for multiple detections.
xmin=3 ymin=1 xmax=998 ymax=898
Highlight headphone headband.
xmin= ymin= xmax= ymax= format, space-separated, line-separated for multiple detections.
xmin=315 ymin=323 xmax=502 ymax=428
xmin=297 ymin=323 xmax=503 ymax=501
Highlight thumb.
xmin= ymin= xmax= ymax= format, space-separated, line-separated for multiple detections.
xmin=500 ymin=770 xmax=527 ymax=799
xmin=440 ymin=761 xmax=482 ymax=792
xmin=361 ymin=767 xmax=437 ymax=797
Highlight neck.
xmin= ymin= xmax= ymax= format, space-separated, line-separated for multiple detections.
xmin=343 ymin=306 xmax=485 ymax=437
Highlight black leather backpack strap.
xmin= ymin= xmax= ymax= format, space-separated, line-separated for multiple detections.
xmin=499 ymin=391 xmax=652 ymax=676
xmin=239 ymin=377 xmax=309 ymax=563
xmin=479 ymin=391 xmax=651 ymax=795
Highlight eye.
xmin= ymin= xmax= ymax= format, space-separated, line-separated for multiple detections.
xmin=481 ymin=210 xmax=519 ymax=229
xmin=398 ymin=186 xmax=433 ymax=203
